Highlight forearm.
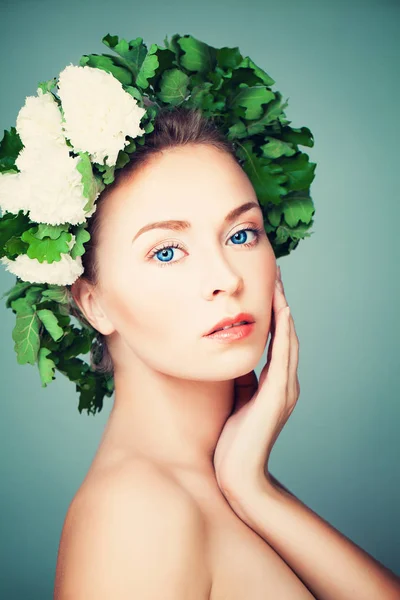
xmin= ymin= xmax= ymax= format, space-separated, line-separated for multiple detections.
xmin=239 ymin=475 xmax=400 ymax=600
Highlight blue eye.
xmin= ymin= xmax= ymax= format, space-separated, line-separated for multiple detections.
xmin=148 ymin=226 xmax=264 ymax=268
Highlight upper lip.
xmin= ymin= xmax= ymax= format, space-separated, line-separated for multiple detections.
xmin=204 ymin=313 xmax=255 ymax=336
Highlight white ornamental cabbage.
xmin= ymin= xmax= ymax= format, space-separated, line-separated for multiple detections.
xmin=0 ymin=252 xmax=84 ymax=285
xmin=57 ymin=64 xmax=147 ymax=167
xmin=16 ymin=88 xmax=66 ymax=148
xmin=0 ymin=171 xmax=31 ymax=216
xmin=15 ymin=142 xmax=97 ymax=225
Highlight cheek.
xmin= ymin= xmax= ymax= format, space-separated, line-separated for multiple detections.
xmin=252 ymin=242 xmax=276 ymax=292
xmin=104 ymin=264 xmax=188 ymax=346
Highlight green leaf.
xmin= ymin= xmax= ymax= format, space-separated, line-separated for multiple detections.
xmin=79 ymin=54 xmax=133 ymax=86
xmin=229 ymin=84 xmax=275 ymax=120
xmin=37 ymin=78 xmax=57 ymax=94
xmin=77 ymin=372 xmax=106 ymax=415
xmin=267 ymin=204 xmax=284 ymax=227
xmin=163 ymin=33 xmax=182 ymax=58
xmin=0 ymin=127 xmax=23 ymax=165
xmin=3 ymin=236 xmax=29 ymax=259
xmin=70 ymin=226 xmax=90 ymax=259
xmin=278 ymin=153 xmax=317 ymax=192
xmin=226 ymin=119 xmax=248 ymax=140
xmin=103 ymin=34 xmax=147 ymax=70
xmin=10 ymin=297 xmax=41 ymax=365
xmin=41 ymin=285 xmax=69 ymax=304
xmin=123 ymin=85 xmax=143 ymax=102
xmin=102 ymin=34 xmax=157 ymax=88
xmin=187 ymin=82 xmax=225 ymax=113
xmin=216 ymin=46 xmax=243 ymax=71
xmin=237 ymin=56 xmax=275 ymax=86
xmin=281 ymin=192 xmax=315 ymax=227
xmin=35 ymin=224 xmax=70 ymax=240
xmin=62 ymin=328 xmax=93 ymax=359
xmin=115 ymin=151 xmax=130 ymax=170
xmin=56 ymin=355 xmax=88 ymax=383
xmin=37 ymin=309 xmax=64 ymax=341
xmin=275 ymin=220 xmax=314 ymax=246
xmin=135 ymin=43 xmax=159 ymax=90
xmin=158 ymin=68 xmax=189 ymax=106
xmin=236 ymin=142 xmax=288 ymax=204
xmin=0 ymin=161 xmax=18 ymax=174
xmin=260 ymin=137 xmax=296 ymax=159
xmin=0 ymin=210 xmax=31 ymax=255
xmin=2 ymin=280 xmax=31 ymax=307
xmin=38 ymin=347 xmax=56 ymax=387
xmin=177 ymin=35 xmax=217 ymax=73
xmin=245 ymin=93 xmax=289 ymax=137
xmin=281 ymin=126 xmax=314 ymax=148
xmin=23 ymin=285 xmax=43 ymax=307
xmin=96 ymin=162 xmax=115 ymax=185
xmin=21 ymin=227 xmax=72 ymax=263
xmin=123 ymin=137 xmax=137 ymax=153
xmin=76 ymin=152 xmax=105 ymax=211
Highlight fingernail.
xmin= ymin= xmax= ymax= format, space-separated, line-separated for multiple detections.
xmin=277 ymin=266 xmax=281 ymax=281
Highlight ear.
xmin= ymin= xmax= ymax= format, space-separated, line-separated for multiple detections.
xmin=70 ymin=277 xmax=115 ymax=336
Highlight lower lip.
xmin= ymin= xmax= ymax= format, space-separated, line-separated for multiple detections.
xmin=205 ymin=322 xmax=255 ymax=342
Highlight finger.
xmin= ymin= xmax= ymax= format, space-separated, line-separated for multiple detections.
xmin=288 ymin=314 xmax=300 ymax=404
xmin=272 ymin=304 xmax=291 ymax=390
xmin=275 ymin=269 xmax=299 ymax=405
xmin=266 ymin=307 xmax=275 ymax=365
xmin=264 ymin=269 xmax=286 ymax=375
xmin=274 ymin=268 xmax=296 ymax=397
xmin=274 ymin=265 xmax=289 ymax=315
xmin=259 ymin=299 xmax=290 ymax=393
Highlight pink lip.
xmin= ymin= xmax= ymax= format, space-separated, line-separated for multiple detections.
xmin=205 ymin=322 xmax=255 ymax=342
xmin=203 ymin=312 xmax=255 ymax=337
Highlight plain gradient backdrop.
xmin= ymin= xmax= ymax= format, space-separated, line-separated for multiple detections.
xmin=0 ymin=0 xmax=399 ymax=597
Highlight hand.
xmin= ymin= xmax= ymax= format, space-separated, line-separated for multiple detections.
xmin=213 ymin=265 xmax=300 ymax=505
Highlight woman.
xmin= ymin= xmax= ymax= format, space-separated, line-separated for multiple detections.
xmin=53 ymin=108 xmax=400 ymax=598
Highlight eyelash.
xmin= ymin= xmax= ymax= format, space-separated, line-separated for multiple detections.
xmin=148 ymin=225 xmax=265 ymax=268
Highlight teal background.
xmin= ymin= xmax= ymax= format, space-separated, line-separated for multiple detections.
xmin=0 ymin=0 xmax=399 ymax=597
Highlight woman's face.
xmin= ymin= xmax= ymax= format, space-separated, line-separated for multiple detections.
xmin=93 ymin=143 xmax=277 ymax=381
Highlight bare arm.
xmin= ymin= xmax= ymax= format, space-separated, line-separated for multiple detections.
xmin=235 ymin=474 xmax=400 ymax=600
xmin=54 ymin=461 xmax=210 ymax=599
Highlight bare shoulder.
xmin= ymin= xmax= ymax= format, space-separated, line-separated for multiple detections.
xmin=54 ymin=458 xmax=211 ymax=599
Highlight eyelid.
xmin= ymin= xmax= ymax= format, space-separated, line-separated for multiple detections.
xmin=148 ymin=219 xmax=263 ymax=249
xmin=146 ymin=221 xmax=264 ymax=261
xmin=149 ymin=221 xmax=256 ymax=248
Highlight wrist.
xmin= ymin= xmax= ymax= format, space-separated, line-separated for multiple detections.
xmin=226 ymin=475 xmax=280 ymax=527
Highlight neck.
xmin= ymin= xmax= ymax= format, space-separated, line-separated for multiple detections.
xmin=102 ymin=358 xmax=235 ymax=477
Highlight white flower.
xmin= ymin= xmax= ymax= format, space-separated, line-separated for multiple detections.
xmin=16 ymin=142 xmax=97 ymax=225
xmin=16 ymin=88 xmax=66 ymax=148
xmin=57 ymin=64 xmax=147 ymax=167
xmin=0 ymin=171 xmax=31 ymax=216
xmin=1 ymin=252 xmax=84 ymax=285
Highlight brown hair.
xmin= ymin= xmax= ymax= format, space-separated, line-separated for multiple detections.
xmin=68 ymin=105 xmax=242 ymax=375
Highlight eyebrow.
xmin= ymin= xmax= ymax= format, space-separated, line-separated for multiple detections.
xmin=132 ymin=200 xmax=261 ymax=243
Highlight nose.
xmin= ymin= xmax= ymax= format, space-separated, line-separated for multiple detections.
xmin=200 ymin=247 xmax=243 ymax=300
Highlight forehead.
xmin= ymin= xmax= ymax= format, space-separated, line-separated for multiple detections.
xmin=104 ymin=144 xmax=255 ymax=227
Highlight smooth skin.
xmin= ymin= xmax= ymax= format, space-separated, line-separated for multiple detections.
xmin=214 ymin=264 xmax=294 ymax=503
xmin=54 ymin=460 xmax=212 ymax=599
xmin=55 ymin=143 xmax=278 ymax=597
xmin=215 ymin=269 xmax=400 ymax=599
xmin=70 ymin=143 xmax=276 ymax=476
